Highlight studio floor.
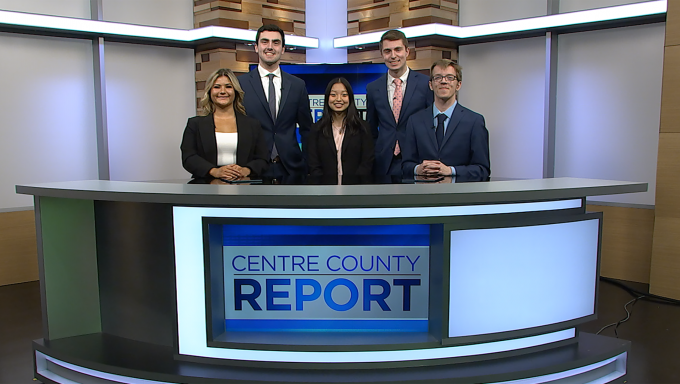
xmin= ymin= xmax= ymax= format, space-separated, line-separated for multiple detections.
xmin=1 ymin=279 xmax=679 ymax=384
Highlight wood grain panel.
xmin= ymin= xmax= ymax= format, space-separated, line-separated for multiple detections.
xmin=665 ymin=0 xmax=680 ymax=47
xmin=0 ymin=210 xmax=38 ymax=286
xmin=347 ymin=0 xmax=458 ymax=69
xmin=654 ymin=133 xmax=680 ymax=217
xmin=587 ymin=204 xmax=654 ymax=284
xmin=193 ymin=0 xmax=306 ymax=108
xmin=359 ymin=17 xmax=391 ymax=32
xmin=650 ymin=216 xmax=680 ymax=299
xmin=659 ymin=45 xmax=680 ymax=133
xmin=403 ymin=16 xmax=454 ymax=27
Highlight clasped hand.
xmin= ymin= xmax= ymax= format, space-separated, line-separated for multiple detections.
xmin=417 ymin=160 xmax=452 ymax=176
xmin=209 ymin=164 xmax=251 ymax=180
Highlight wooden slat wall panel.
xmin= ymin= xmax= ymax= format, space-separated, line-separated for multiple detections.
xmin=651 ymin=133 xmax=680 ymax=297
xmin=193 ymin=0 xmax=307 ymax=113
xmin=665 ymin=0 xmax=680 ymax=47
xmin=651 ymin=216 xmax=680 ymax=298
xmin=347 ymin=0 xmax=459 ymax=71
xmin=650 ymin=2 xmax=680 ymax=298
xmin=659 ymin=45 xmax=680 ymax=133
xmin=0 ymin=210 xmax=38 ymax=286
xmin=588 ymin=205 xmax=654 ymax=283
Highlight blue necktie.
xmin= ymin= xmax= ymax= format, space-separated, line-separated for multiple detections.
xmin=436 ymin=113 xmax=447 ymax=149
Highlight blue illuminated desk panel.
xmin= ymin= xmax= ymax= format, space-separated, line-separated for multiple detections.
xmin=16 ymin=178 xmax=646 ymax=384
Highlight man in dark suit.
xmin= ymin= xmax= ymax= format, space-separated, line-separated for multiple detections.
xmin=239 ymin=24 xmax=312 ymax=177
xmin=366 ymin=29 xmax=433 ymax=177
xmin=401 ymin=59 xmax=490 ymax=180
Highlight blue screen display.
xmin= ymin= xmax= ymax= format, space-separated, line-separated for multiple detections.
xmin=219 ymin=224 xmax=431 ymax=333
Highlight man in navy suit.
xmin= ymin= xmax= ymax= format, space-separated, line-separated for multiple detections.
xmin=239 ymin=24 xmax=312 ymax=177
xmin=401 ymin=59 xmax=490 ymax=180
xmin=366 ymin=30 xmax=433 ymax=177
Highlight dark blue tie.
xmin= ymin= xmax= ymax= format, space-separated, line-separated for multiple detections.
xmin=267 ymin=73 xmax=277 ymax=121
xmin=267 ymin=73 xmax=278 ymax=158
xmin=436 ymin=113 xmax=447 ymax=149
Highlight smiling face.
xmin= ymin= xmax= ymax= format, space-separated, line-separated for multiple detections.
xmin=381 ymin=39 xmax=410 ymax=77
xmin=210 ymin=76 xmax=234 ymax=110
xmin=328 ymin=82 xmax=350 ymax=114
xmin=255 ymin=30 xmax=284 ymax=68
xmin=429 ymin=65 xmax=461 ymax=103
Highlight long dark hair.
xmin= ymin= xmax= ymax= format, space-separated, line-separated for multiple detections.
xmin=318 ymin=77 xmax=366 ymax=137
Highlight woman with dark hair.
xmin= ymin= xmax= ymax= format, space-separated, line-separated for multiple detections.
xmin=308 ymin=77 xmax=374 ymax=177
xmin=180 ymin=68 xmax=268 ymax=180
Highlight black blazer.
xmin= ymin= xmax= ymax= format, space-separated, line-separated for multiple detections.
xmin=238 ymin=69 xmax=313 ymax=175
xmin=180 ymin=113 xmax=269 ymax=178
xmin=307 ymin=121 xmax=374 ymax=177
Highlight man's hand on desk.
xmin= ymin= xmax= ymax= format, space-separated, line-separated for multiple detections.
xmin=416 ymin=160 xmax=453 ymax=176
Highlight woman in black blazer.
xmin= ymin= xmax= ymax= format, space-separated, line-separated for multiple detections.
xmin=181 ymin=68 xmax=268 ymax=180
xmin=308 ymin=77 xmax=374 ymax=177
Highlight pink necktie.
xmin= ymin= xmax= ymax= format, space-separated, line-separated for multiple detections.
xmin=393 ymin=78 xmax=403 ymax=156
xmin=392 ymin=78 xmax=403 ymax=122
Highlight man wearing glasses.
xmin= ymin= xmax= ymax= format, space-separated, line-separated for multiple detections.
xmin=401 ymin=59 xmax=490 ymax=179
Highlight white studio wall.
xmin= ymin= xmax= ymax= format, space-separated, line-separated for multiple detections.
xmin=458 ymin=37 xmax=547 ymax=180
xmin=0 ymin=0 xmax=90 ymax=19
xmin=554 ymin=23 xmax=664 ymax=206
xmin=0 ymin=32 xmax=99 ymax=210
xmin=559 ymin=0 xmax=656 ymax=13
xmin=458 ymin=0 xmax=548 ymax=26
xmin=104 ymin=42 xmax=195 ymax=181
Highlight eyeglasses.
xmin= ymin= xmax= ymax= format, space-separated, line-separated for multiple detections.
xmin=432 ymin=75 xmax=458 ymax=83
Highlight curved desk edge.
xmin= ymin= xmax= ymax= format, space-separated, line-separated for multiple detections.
xmin=16 ymin=178 xmax=648 ymax=208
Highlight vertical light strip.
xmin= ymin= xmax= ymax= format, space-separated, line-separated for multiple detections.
xmin=544 ymin=0 xmax=559 ymax=178
xmin=90 ymin=0 xmax=110 ymax=180
xmin=306 ymin=0 xmax=348 ymax=63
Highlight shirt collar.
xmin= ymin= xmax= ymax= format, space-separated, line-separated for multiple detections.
xmin=258 ymin=64 xmax=281 ymax=79
xmin=388 ymin=66 xmax=410 ymax=85
xmin=433 ymin=100 xmax=457 ymax=120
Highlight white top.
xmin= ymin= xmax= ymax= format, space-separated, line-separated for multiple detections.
xmin=258 ymin=64 xmax=282 ymax=116
xmin=215 ymin=132 xmax=238 ymax=166
xmin=387 ymin=66 xmax=409 ymax=110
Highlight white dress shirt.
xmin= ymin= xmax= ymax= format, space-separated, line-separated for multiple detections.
xmin=387 ymin=66 xmax=409 ymax=111
xmin=257 ymin=65 xmax=282 ymax=117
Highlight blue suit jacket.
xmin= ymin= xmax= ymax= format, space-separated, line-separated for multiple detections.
xmin=239 ymin=69 xmax=312 ymax=175
xmin=401 ymin=103 xmax=490 ymax=179
xmin=366 ymin=70 xmax=433 ymax=176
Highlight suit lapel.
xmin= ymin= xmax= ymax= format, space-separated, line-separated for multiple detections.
xmin=279 ymin=72 xmax=292 ymax=124
xmin=441 ymin=103 xmax=463 ymax=149
xmin=234 ymin=113 xmax=250 ymax=164
xmin=399 ymin=70 xmax=418 ymax=121
xmin=199 ymin=115 xmax=218 ymax=163
xmin=326 ymin=130 xmax=338 ymax=155
xmin=425 ymin=107 xmax=439 ymax=151
xmin=378 ymin=74 xmax=397 ymax=125
xmin=249 ymin=69 xmax=274 ymax=123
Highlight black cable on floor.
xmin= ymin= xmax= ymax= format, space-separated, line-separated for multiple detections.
xmin=600 ymin=276 xmax=680 ymax=306
xmin=595 ymin=277 xmax=680 ymax=337
xmin=595 ymin=295 xmax=642 ymax=337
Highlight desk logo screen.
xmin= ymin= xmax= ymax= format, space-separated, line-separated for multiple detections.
xmin=218 ymin=224 xmax=430 ymax=333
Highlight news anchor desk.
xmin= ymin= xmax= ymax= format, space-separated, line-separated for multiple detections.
xmin=16 ymin=177 xmax=646 ymax=384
